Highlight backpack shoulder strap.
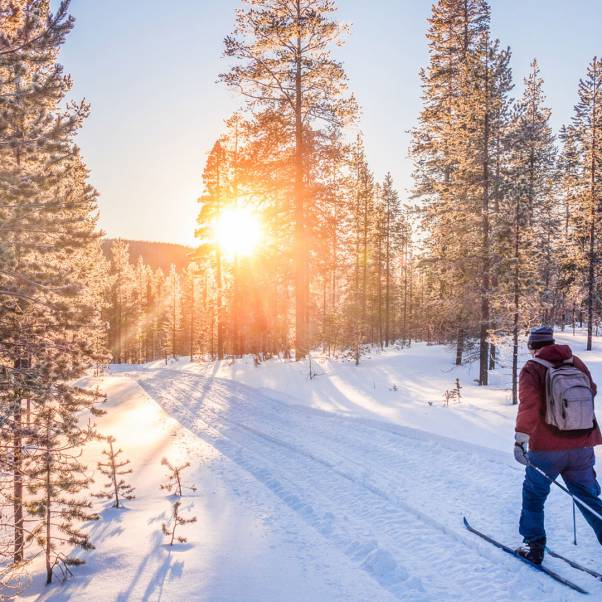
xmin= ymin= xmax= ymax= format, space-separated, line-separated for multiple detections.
xmin=530 ymin=357 xmax=555 ymax=370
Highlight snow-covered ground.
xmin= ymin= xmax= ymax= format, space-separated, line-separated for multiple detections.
xmin=19 ymin=330 xmax=602 ymax=601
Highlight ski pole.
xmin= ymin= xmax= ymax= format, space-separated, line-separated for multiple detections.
xmin=526 ymin=457 xmax=602 ymax=523
xmin=572 ymin=500 xmax=577 ymax=545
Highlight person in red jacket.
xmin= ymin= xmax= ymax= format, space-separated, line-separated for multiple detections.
xmin=514 ymin=326 xmax=602 ymax=564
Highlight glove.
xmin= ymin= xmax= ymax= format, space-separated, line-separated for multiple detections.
xmin=514 ymin=432 xmax=529 ymax=466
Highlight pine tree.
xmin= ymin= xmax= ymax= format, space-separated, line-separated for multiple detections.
xmin=24 ymin=403 xmax=100 ymax=585
xmin=162 ymin=265 xmax=182 ymax=360
xmin=412 ymin=0 xmax=513 ymax=381
xmin=380 ymin=173 xmax=404 ymax=347
xmin=220 ymin=0 xmax=357 ymax=360
xmin=160 ymin=458 xmax=196 ymax=497
xmin=350 ymin=137 xmax=375 ymax=362
xmin=162 ymin=500 xmax=197 ymax=546
xmin=181 ymin=264 xmax=200 ymax=362
xmin=93 ymin=436 xmax=135 ymax=508
xmin=571 ymin=57 xmax=602 ymax=350
xmin=494 ymin=60 xmax=555 ymax=403
xmin=0 ymin=0 xmax=107 ymax=574
xmin=196 ymin=140 xmax=228 ymax=360
xmin=411 ymin=0 xmax=492 ymax=368
xmin=107 ymin=241 xmax=135 ymax=363
xmin=556 ymin=125 xmax=584 ymax=329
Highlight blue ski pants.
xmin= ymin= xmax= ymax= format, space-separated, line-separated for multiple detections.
xmin=520 ymin=447 xmax=602 ymax=544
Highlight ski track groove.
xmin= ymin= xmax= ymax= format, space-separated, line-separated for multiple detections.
xmin=131 ymin=369 xmax=598 ymax=601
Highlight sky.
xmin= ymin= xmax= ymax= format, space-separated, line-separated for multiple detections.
xmin=58 ymin=0 xmax=602 ymax=246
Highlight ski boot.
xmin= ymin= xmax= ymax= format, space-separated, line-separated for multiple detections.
xmin=516 ymin=538 xmax=546 ymax=565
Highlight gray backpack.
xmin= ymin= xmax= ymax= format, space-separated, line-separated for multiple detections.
xmin=531 ymin=357 xmax=595 ymax=431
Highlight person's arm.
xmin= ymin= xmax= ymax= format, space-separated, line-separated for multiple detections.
xmin=516 ymin=363 xmax=542 ymax=435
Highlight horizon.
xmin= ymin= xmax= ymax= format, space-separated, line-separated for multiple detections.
xmin=60 ymin=0 xmax=602 ymax=246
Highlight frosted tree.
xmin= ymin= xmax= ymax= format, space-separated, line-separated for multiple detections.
xmin=313 ymin=128 xmax=354 ymax=356
xmin=160 ymin=458 xmax=196 ymax=497
xmin=161 ymin=265 xmax=182 ymax=360
xmin=220 ymin=0 xmax=357 ymax=360
xmin=349 ymin=137 xmax=375 ymax=362
xmin=500 ymin=60 xmax=555 ymax=404
xmin=0 ymin=0 xmax=107 ymax=573
xmin=93 ymin=436 xmax=135 ymax=509
xmin=24 ymin=401 xmax=100 ymax=584
xmin=181 ymin=263 xmax=200 ymax=362
xmin=411 ymin=0 xmax=513 ymax=380
xmin=196 ymin=140 xmax=228 ymax=360
xmin=571 ymin=57 xmax=602 ymax=350
xmin=133 ymin=256 xmax=149 ymax=363
xmin=107 ymin=241 xmax=136 ymax=363
xmin=380 ymin=173 xmax=404 ymax=347
xmin=410 ymin=0 xmax=492 ymax=367
xmin=556 ymin=125 xmax=585 ymax=329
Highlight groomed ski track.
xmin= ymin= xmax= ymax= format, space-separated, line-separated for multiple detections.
xmin=129 ymin=367 xmax=602 ymax=601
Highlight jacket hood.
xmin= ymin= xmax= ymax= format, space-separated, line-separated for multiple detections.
xmin=536 ymin=344 xmax=573 ymax=364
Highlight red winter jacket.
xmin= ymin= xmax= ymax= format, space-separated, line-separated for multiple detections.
xmin=516 ymin=344 xmax=602 ymax=451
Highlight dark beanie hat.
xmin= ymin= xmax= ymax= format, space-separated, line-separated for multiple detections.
xmin=528 ymin=326 xmax=555 ymax=349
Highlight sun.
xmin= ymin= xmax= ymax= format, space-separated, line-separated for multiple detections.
xmin=213 ymin=206 xmax=263 ymax=258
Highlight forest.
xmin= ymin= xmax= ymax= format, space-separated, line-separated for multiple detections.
xmin=104 ymin=0 xmax=600 ymax=402
xmin=1 ymin=0 xmax=601 ymax=598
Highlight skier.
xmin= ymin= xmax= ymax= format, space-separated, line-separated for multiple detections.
xmin=514 ymin=326 xmax=602 ymax=564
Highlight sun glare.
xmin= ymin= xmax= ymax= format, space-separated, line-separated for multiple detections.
xmin=213 ymin=206 xmax=263 ymax=258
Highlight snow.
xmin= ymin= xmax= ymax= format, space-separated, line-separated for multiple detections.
xmin=18 ymin=330 xmax=602 ymax=601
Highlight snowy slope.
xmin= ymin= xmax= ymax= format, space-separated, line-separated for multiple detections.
xmin=19 ymin=330 xmax=602 ymax=601
xmin=149 ymin=329 xmax=602 ymax=453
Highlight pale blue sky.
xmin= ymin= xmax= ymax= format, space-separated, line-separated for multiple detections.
xmin=59 ymin=1 xmax=602 ymax=245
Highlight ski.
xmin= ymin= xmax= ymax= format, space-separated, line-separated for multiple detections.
xmin=546 ymin=547 xmax=602 ymax=582
xmin=463 ymin=517 xmax=588 ymax=595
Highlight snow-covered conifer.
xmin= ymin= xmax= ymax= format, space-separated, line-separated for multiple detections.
xmin=24 ymin=403 xmax=100 ymax=584
xmin=93 ymin=436 xmax=135 ymax=509
xmin=0 ymin=0 xmax=107 ymax=576
xmin=160 ymin=458 xmax=196 ymax=497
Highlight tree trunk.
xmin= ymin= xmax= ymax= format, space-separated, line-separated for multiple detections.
xmin=479 ymin=34 xmax=491 ymax=386
xmin=45 ymin=424 xmax=52 ymax=585
xmin=587 ymin=80 xmax=598 ymax=351
xmin=190 ymin=283 xmax=194 ymax=362
xmin=377 ymin=232 xmax=383 ymax=349
xmin=512 ymin=179 xmax=522 ymax=404
xmin=172 ymin=275 xmax=177 ymax=359
xmin=385 ymin=200 xmax=391 ymax=347
xmin=294 ymin=6 xmax=306 ymax=360
xmin=455 ymin=328 xmax=464 ymax=366
xmin=361 ymin=180 xmax=369 ymax=338
xmin=13 ymin=393 xmax=23 ymax=564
